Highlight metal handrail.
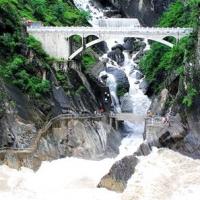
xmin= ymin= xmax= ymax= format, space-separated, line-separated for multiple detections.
xmin=0 ymin=113 xmax=107 ymax=153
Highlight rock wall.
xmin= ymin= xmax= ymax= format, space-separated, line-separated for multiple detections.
xmin=99 ymin=0 xmax=174 ymax=26
xmin=0 ymin=117 xmax=121 ymax=170
xmin=0 ymin=60 xmax=120 ymax=170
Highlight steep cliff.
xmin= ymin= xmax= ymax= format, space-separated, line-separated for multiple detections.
xmin=98 ymin=0 xmax=174 ymax=26
xmin=0 ymin=0 xmax=121 ymax=169
xmin=98 ymin=0 xmax=200 ymax=192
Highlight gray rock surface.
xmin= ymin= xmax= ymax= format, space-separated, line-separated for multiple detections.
xmin=98 ymin=155 xmax=138 ymax=192
xmin=99 ymin=0 xmax=174 ymax=26
xmin=106 ymin=67 xmax=130 ymax=92
xmin=120 ymin=96 xmax=133 ymax=113
xmin=139 ymin=80 xmax=149 ymax=94
xmin=107 ymin=48 xmax=125 ymax=66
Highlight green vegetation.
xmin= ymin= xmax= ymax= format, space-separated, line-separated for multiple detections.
xmin=75 ymin=85 xmax=87 ymax=95
xmin=0 ymin=0 xmax=89 ymax=97
xmin=159 ymin=0 xmax=199 ymax=28
xmin=182 ymin=84 xmax=198 ymax=107
xmin=17 ymin=0 xmax=90 ymax=26
xmin=116 ymin=84 xmax=127 ymax=97
xmin=82 ymin=51 xmax=97 ymax=72
xmin=139 ymin=0 xmax=199 ymax=107
xmin=56 ymin=69 xmax=70 ymax=92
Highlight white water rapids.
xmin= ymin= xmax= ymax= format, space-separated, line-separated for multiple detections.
xmin=0 ymin=1 xmax=200 ymax=200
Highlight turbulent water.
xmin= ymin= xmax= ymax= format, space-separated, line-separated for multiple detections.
xmin=1 ymin=148 xmax=200 ymax=200
xmin=0 ymin=0 xmax=199 ymax=199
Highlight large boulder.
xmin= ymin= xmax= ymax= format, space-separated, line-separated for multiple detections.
xmin=99 ymin=0 xmax=174 ymax=26
xmin=98 ymin=155 xmax=138 ymax=192
xmin=120 ymin=95 xmax=133 ymax=113
xmin=149 ymin=88 xmax=169 ymax=116
xmin=139 ymin=79 xmax=149 ymax=94
xmin=107 ymin=48 xmax=125 ymax=66
xmin=106 ymin=67 xmax=130 ymax=93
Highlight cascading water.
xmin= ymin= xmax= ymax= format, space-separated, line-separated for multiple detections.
xmin=99 ymin=71 xmax=121 ymax=113
xmin=1 ymin=1 xmax=200 ymax=200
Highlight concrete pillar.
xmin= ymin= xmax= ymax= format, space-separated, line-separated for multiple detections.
xmin=109 ymin=118 xmax=113 ymax=127
xmin=66 ymin=37 xmax=72 ymax=60
xmin=115 ymin=119 xmax=119 ymax=130
xmin=82 ymin=37 xmax=86 ymax=50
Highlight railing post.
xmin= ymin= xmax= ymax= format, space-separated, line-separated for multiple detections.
xmin=66 ymin=36 xmax=72 ymax=60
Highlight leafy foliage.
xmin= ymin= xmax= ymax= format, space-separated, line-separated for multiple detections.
xmin=182 ymin=85 xmax=198 ymax=107
xmin=139 ymin=0 xmax=199 ymax=106
xmin=116 ymin=84 xmax=127 ymax=97
xmin=159 ymin=0 xmax=199 ymax=28
xmin=82 ymin=52 xmax=97 ymax=72
xmin=17 ymin=0 xmax=90 ymax=26
xmin=0 ymin=0 xmax=89 ymax=97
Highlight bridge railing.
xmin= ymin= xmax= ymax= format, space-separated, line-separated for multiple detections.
xmin=0 ymin=113 xmax=107 ymax=153
xmin=27 ymin=26 xmax=193 ymax=34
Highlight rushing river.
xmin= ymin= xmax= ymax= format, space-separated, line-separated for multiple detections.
xmin=0 ymin=1 xmax=200 ymax=200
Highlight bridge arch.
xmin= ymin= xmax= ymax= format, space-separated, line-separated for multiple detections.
xmin=69 ymin=38 xmax=104 ymax=60
xmin=27 ymin=26 xmax=192 ymax=60
xmin=68 ymin=36 xmax=174 ymax=60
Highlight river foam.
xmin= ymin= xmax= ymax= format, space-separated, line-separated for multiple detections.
xmin=1 ymin=148 xmax=200 ymax=200
xmin=0 ymin=1 xmax=198 ymax=200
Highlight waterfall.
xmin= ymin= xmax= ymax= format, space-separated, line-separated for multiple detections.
xmin=99 ymin=71 xmax=121 ymax=113
xmin=97 ymin=18 xmax=141 ymax=27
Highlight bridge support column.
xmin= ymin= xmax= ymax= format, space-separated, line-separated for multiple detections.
xmin=109 ymin=118 xmax=113 ymax=127
xmin=66 ymin=37 xmax=72 ymax=60
xmin=115 ymin=119 xmax=119 ymax=130
xmin=82 ymin=37 xmax=86 ymax=51
xmin=109 ymin=118 xmax=119 ymax=130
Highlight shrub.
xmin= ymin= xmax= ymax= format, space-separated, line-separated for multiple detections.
xmin=82 ymin=53 xmax=97 ymax=72
xmin=182 ymin=85 xmax=198 ymax=107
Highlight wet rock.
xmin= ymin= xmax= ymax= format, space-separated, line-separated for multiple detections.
xmin=149 ymin=88 xmax=169 ymax=116
xmin=106 ymin=67 xmax=130 ymax=92
xmin=107 ymin=48 xmax=124 ymax=65
xmin=135 ymin=142 xmax=152 ymax=156
xmin=100 ymin=74 xmax=108 ymax=80
xmin=134 ymin=81 xmax=140 ymax=84
xmin=120 ymin=96 xmax=133 ymax=113
xmin=103 ymin=10 xmax=121 ymax=17
xmin=139 ymin=80 xmax=149 ymax=94
xmin=133 ymin=71 xmax=144 ymax=80
xmin=111 ymin=44 xmax=124 ymax=51
xmin=123 ymin=38 xmax=135 ymax=51
xmin=98 ymin=155 xmax=138 ymax=192
xmin=101 ymin=0 xmax=174 ymax=26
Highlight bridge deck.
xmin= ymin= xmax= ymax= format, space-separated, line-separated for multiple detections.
xmin=27 ymin=24 xmax=193 ymax=59
xmin=28 ymin=26 xmax=192 ymax=36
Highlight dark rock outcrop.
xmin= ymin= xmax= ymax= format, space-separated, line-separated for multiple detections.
xmin=139 ymin=80 xmax=149 ymax=94
xmin=0 ymin=118 xmax=121 ymax=170
xmin=106 ymin=67 xmax=130 ymax=93
xmin=99 ymin=0 xmax=174 ymax=26
xmin=107 ymin=48 xmax=125 ymax=66
xmin=98 ymin=155 xmax=138 ymax=192
xmin=0 ymin=62 xmax=121 ymax=170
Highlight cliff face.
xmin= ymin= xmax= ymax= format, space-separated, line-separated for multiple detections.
xmin=99 ymin=0 xmax=174 ymax=26
xmin=0 ymin=65 xmax=121 ymax=170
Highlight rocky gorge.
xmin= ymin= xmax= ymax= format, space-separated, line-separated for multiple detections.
xmin=0 ymin=0 xmax=200 ymax=199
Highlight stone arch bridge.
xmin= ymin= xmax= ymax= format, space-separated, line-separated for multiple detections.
xmin=27 ymin=25 xmax=192 ymax=61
